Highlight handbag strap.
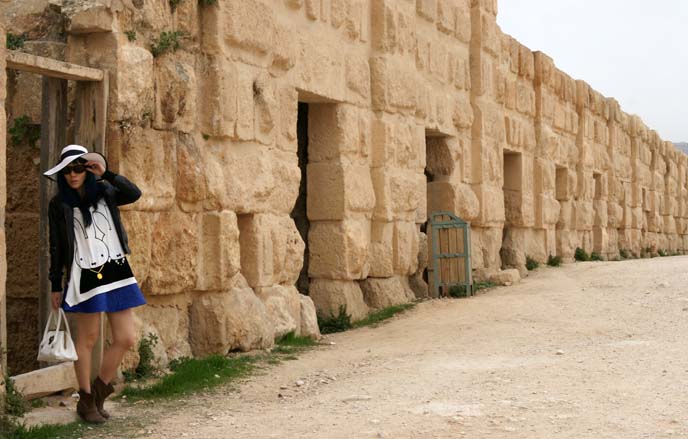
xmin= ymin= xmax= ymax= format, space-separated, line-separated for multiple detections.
xmin=58 ymin=309 xmax=74 ymax=341
xmin=41 ymin=309 xmax=58 ymax=342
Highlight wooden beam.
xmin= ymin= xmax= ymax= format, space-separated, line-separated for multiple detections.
xmin=39 ymin=77 xmax=68 ymax=359
xmin=11 ymin=362 xmax=78 ymax=400
xmin=75 ymin=72 xmax=109 ymax=153
xmin=6 ymin=50 xmax=104 ymax=82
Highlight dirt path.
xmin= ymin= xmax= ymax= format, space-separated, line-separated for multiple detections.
xmin=112 ymin=258 xmax=688 ymax=438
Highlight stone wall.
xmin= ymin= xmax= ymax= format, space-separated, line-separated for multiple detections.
xmin=2 ymin=0 xmax=687 ymax=372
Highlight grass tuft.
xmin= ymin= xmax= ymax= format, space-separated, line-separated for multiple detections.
xmin=120 ymin=355 xmax=256 ymax=401
xmin=0 ymin=417 xmax=84 ymax=439
xmin=353 ymin=303 xmax=416 ymax=328
xmin=658 ymin=249 xmax=667 ymax=257
xmin=6 ymin=33 xmax=27 ymax=50
xmin=123 ymin=333 xmax=159 ymax=382
xmin=9 ymin=116 xmax=41 ymax=147
xmin=199 ymin=0 xmax=217 ymax=5
xmin=151 ymin=31 xmax=184 ymax=57
xmin=574 ymin=247 xmax=589 ymax=262
xmin=4 ymin=375 xmax=29 ymax=417
xmin=317 ymin=305 xmax=353 ymax=334
xmin=125 ymin=30 xmax=137 ymax=42
xmin=276 ymin=331 xmax=318 ymax=347
xmin=525 ymin=256 xmax=539 ymax=271
xmin=619 ymin=248 xmax=630 ymax=259
xmin=590 ymin=252 xmax=603 ymax=261
xmin=547 ymin=255 xmax=561 ymax=267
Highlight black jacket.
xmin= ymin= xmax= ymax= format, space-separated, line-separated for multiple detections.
xmin=48 ymin=170 xmax=142 ymax=292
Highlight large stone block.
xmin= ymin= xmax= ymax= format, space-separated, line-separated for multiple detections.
xmin=368 ymin=221 xmax=394 ymax=277
xmin=360 ymin=276 xmax=414 ymax=310
xmin=299 ymin=294 xmax=321 ymax=338
xmin=153 ymin=51 xmax=196 ymax=133
xmin=216 ymin=0 xmax=275 ymax=54
xmin=197 ymin=211 xmax=241 ymax=292
xmin=307 ymin=163 xmax=375 ymax=221
xmin=145 ymin=212 xmax=198 ymax=295
xmin=255 ymin=285 xmax=301 ymax=339
xmin=204 ymin=145 xmax=300 ymax=214
xmin=309 ymin=219 xmax=370 ymax=280
xmin=176 ymin=133 xmax=210 ymax=212
xmin=198 ymin=55 xmax=236 ymax=138
xmin=113 ymin=45 xmax=154 ymax=122
xmin=309 ymin=279 xmax=369 ymax=321
xmin=393 ymin=221 xmax=420 ymax=275
xmin=371 ymin=55 xmax=418 ymax=113
xmin=64 ymin=2 xmax=115 ymax=34
xmin=189 ymin=287 xmax=275 ymax=356
xmin=427 ymin=181 xmax=480 ymax=222
xmin=130 ymin=295 xmax=192 ymax=366
xmin=308 ymin=105 xmax=365 ymax=163
xmin=111 ymin=126 xmax=176 ymax=212
xmin=120 ymin=211 xmax=153 ymax=287
xmin=238 ymin=214 xmax=305 ymax=288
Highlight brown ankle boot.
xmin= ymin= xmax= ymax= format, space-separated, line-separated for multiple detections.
xmin=92 ymin=377 xmax=115 ymax=419
xmin=77 ymin=390 xmax=106 ymax=424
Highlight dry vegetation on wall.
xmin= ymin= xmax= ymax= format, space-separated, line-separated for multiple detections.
xmin=2 ymin=0 xmax=687 ymax=376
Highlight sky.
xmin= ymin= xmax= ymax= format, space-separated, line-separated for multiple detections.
xmin=497 ymin=0 xmax=688 ymax=142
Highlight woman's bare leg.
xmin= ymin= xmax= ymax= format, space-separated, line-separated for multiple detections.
xmin=74 ymin=312 xmax=102 ymax=393
xmin=99 ymin=308 xmax=137 ymax=384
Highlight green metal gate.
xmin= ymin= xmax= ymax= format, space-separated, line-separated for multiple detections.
xmin=429 ymin=212 xmax=472 ymax=298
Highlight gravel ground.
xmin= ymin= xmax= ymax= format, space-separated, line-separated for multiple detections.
xmin=68 ymin=257 xmax=688 ymax=438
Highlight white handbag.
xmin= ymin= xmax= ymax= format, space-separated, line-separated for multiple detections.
xmin=37 ymin=309 xmax=78 ymax=363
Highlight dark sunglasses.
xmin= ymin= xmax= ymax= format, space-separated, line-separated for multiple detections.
xmin=61 ymin=164 xmax=89 ymax=175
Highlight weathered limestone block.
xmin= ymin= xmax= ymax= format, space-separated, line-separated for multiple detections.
xmin=371 ymin=55 xmax=418 ymax=113
xmin=154 ymin=51 xmax=196 ymax=133
xmin=408 ymin=272 xmax=429 ymax=298
xmin=368 ymin=221 xmax=394 ymax=278
xmin=295 ymin=34 xmax=346 ymax=102
xmin=307 ymin=163 xmax=375 ymax=221
xmin=176 ymin=133 xmax=210 ymax=212
xmin=417 ymin=0 xmax=437 ymax=22
xmin=197 ymin=211 xmax=241 ymax=291
xmin=427 ymin=182 xmax=480 ymax=222
xmin=308 ymin=105 xmax=366 ymax=163
xmin=360 ymin=276 xmax=414 ymax=310
xmin=189 ymin=287 xmax=275 ymax=356
xmin=345 ymin=55 xmax=371 ymax=102
xmin=253 ymin=72 xmax=278 ymax=145
xmin=120 ymin=211 xmax=152 ymax=287
xmin=299 ymin=294 xmax=321 ymax=338
xmin=198 ymin=55 xmax=236 ymax=138
xmin=113 ymin=45 xmax=154 ymax=122
xmin=269 ymin=22 xmax=297 ymax=71
xmin=371 ymin=0 xmax=416 ymax=53
xmin=309 ymin=279 xmax=369 ymax=321
xmin=205 ymin=145 xmax=299 ymax=214
xmin=473 ymin=185 xmax=506 ymax=226
xmin=575 ymin=201 xmax=594 ymax=230
xmin=593 ymin=200 xmax=608 ymax=227
xmin=236 ymin=64 xmax=257 ymax=141
xmin=63 ymin=0 xmax=115 ymax=34
xmin=111 ymin=127 xmax=176 ymax=211
xmin=278 ymin=86 xmax=298 ymax=152
xmin=309 ymin=220 xmax=370 ymax=280
xmin=145 ymin=212 xmax=198 ymax=295
xmin=217 ymin=0 xmax=275 ymax=54
xmin=393 ymin=221 xmax=419 ymax=275
xmin=255 ymin=285 xmax=301 ymax=339
xmin=131 ymin=296 xmax=193 ymax=366
xmin=489 ymin=269 xmax=520 ymax=286
xmin=417 ymin=231 xmax=429 ymax=272
xmin=238 ymin=214 xmax=305 ymax=288
xmin=372 ymin=168 xmax=421 ymax=222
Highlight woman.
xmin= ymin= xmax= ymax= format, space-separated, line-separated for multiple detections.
xmin=45 ymin=144 xmax=145 ymax=424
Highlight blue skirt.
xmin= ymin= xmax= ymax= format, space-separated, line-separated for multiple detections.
xmin=62 ymin=282 xmax=146 ymax=313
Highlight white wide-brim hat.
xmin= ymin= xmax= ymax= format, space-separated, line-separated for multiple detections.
xmin=43 ymin=144 xmax=107 ymax=177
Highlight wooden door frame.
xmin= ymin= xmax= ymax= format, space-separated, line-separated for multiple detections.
xmin=3 ymin=50 xmax=108 ymax=378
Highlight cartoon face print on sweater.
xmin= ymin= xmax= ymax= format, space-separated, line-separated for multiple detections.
xmin=73 ymin=203 xmax=123 ymax=269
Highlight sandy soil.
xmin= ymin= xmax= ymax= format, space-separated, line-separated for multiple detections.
xmin=56 ymin=257 xmax=688 ymax=438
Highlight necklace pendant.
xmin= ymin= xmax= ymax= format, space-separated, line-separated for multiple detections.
xmin=97 ymin=273 xmax=103 ymax=280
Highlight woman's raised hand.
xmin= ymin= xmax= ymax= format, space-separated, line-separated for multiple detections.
xmin=86 ymin=160 xmax=106 ymax=177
